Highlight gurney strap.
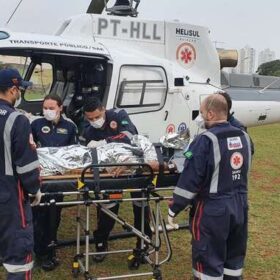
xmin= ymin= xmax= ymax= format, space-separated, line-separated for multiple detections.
xmin=154 ymin=143 xmax=164 ymax=188
xmin=91 ymin=148 xmax=100 ymax=195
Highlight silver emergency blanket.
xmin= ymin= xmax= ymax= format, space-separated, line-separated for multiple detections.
xmin=38 ymin=135 xmax=157 ymax=176
xmin=97 ymin=135 xmax=157 ymax=165
xmin=160 ymin=129 xmax=190 ymax=150
xmin=37 ymin=145 xmax=92 ymax=176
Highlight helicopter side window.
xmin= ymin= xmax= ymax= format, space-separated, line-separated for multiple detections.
xmin=116 ymin=65 xmax=167 ymax=114
xmin=24 ymin=63 xmax=53 ymax=101
xmin=0 ymin=55 xmax=30 ymax=76
xmin=49 ymin=69 xmax=65 ymax=99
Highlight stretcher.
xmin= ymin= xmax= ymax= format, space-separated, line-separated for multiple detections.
xmin=38 ymin=160 xmax=182 ymax=280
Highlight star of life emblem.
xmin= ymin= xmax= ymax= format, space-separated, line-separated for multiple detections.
xmin=176 ymin=42 xmax=196 ymax=69
xmin=230 ymin=152 xmax=244 ymax=170
xmin=110 ymin=121 xmax=118 ymax=130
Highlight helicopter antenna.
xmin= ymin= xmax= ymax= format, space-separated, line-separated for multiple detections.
xmin=258 ymin=77 xmax=280 ymax=94
xmin=6 ymin=0 xmax=24 ymax=25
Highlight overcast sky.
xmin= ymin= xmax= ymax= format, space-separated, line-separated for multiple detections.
xmin=0 ymin=0 xmax=279 ymax=60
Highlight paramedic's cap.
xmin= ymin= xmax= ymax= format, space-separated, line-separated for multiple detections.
xmin=0 ymin=68 xmax=32 ymax=88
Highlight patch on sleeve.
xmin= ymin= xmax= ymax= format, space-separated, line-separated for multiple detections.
xmin=183 ymin=150 xmax=193 ymax=159
xmin=230 ymin=152 xmax=244 ymax=170
xmin=227 ymin=136 xmax=243 ymax=150
xmin=110 ymin=121 xmax=118 ymax=130
xmin=121 ymin=120 xmax=129 ymax=125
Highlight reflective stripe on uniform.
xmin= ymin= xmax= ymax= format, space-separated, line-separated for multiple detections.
xmin=193 ymin=269 xmax=223 ymax=280
xmin=243 ymin=131 xmax=252 ymax=175
xmin=203 ymin=131 xmax=221 ymax=194
xmin=4 ymin=111 xmax=21 ymax=176
xmin=25 ymin=254 xmax=32 ymax=280
xmin=224 ymin=267 xmax=243 ymax=276
xmin=121 ymin=130 xmax=134 ymax=139
xmin=173 ymin=186 xmax=197 ymax=200
xmin=16 ymin=160 xmax=40 ymax=174
xmin=133 ymin=200 xmax=148 ymax=207
xmin=3 ymin=261 xmax=33 ymax=273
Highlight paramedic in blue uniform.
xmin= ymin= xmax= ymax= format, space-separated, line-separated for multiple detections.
xmin=218 ymin=91 xmax=247 ymax=131
xmin=31 ymin=94 xmax=78 ymax=147
xmin=218 ymin=90 xmax=254 ymax=155
xmin=0 ymin=68 xmax=41 ymax=280
xmin=168 ymin=94 xmax=252 ymax=280
xmin=31 ymin=94 xmax=78 ymax=271
xmin=83 ymin=97 xmax=152 ymax=262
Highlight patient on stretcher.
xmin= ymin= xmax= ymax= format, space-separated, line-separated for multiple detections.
xmin=37 ymin=133 xmax=189 ymax=177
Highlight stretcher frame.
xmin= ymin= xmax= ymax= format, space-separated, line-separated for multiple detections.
xmin=38 ymin=162 xmax=182 ymax=280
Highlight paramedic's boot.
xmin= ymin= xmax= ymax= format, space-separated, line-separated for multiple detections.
xmin=127 ymin=248 xmax=141 ymax=270
xmin=41 ymin=254 xmax=60 ymax=271
xmin=92 ymin=242 xmax=108 ymax=263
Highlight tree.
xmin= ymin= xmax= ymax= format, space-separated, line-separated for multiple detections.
xmin=256 ymin=60 xmax=280 ymax=76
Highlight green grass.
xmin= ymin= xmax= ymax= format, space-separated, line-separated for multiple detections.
xmin=1 ymin=124 xmax=279 ymax=279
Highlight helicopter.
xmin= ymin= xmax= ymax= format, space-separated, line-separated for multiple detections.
xmin=0 ymin=0 xmax=279 ymax=141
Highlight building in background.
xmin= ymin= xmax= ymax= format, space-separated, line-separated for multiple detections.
xmin=233 ymin=45 xmax=256 ymax=74
xmin=258 ymin=48 xmax=276 ymax=67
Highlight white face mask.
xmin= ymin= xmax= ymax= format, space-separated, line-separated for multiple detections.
xmin=195 ymin=114 xmax=206 ymax=129
xmin=14 ymin=95 xmax=22 ymax=108
xmin=90 ymin=117 xmax=105 ymax=129
xmin=11 ymin=88 xmax=21 ymax=107
xmin=43 ymin=109 xmax=58 ymax=121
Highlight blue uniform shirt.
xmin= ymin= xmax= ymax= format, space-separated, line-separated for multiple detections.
xmin=229 ymin=114 xmax=255 ymax=155
xmin=83 ymin=109 xmax=137 ymax=144
xmin=0 ymin=99 xmax=40 ymax=195
xmin=229 ymin=114 xmax=246 ymax=131
xmin=31 ymin=116 xmax=78 ymax=147
xmin=171 ymin=122 xmax=252 ymax=215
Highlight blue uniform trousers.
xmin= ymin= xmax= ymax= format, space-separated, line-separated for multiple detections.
xmin=0 ymin=195 xmax=33 ymax=280
xmin=190 ymin=192 xmax=248 ymax=279
xmin=32 ymin=194 xmax=63 ymax=258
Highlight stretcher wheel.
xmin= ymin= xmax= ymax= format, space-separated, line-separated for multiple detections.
xmin=127 ymin=254 xmax=140 ymax=270
xmin=72 ymin=261 xmax=80 ymax=278
xmin=152 ymin=268 xmax=162 ymax=280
